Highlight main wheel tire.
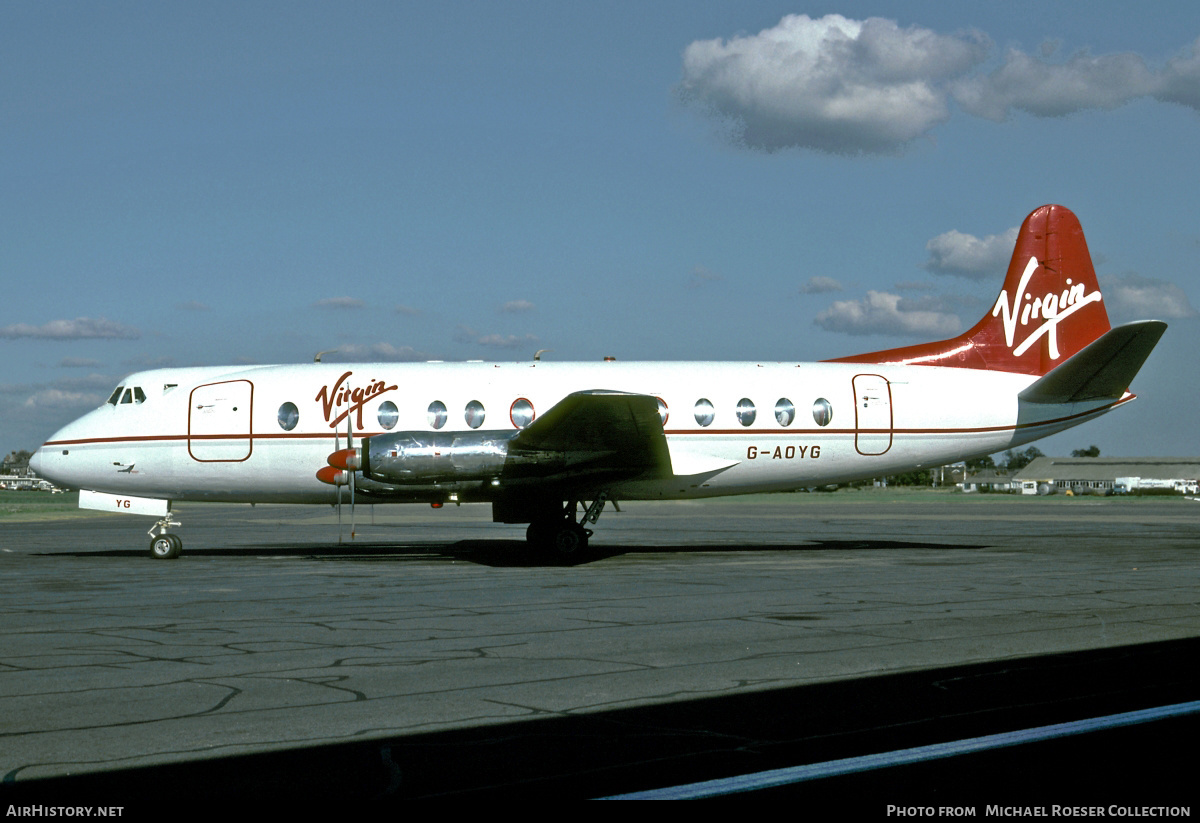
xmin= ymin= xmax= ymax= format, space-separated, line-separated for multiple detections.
xmin=551 ymin=523 xmax=588 ymax=555
xmin=149 ymin=534 xmax=182 ymax=560
xmin=526 ymin=520 xmax=590 ymax=556
xmin=526 ymin=521 xmax=552 ymax=547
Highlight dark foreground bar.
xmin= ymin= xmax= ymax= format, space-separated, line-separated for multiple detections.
xmin=5 ymin=636 xmax=1198 ymax=813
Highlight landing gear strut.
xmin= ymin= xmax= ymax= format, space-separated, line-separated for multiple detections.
xmin=147 ymin=511 xmax=183 ymax=560
xmin=526 ymin=493 xmax=609 ymax=556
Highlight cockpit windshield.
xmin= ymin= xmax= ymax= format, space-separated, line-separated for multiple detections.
xmin=106 ymin=385 xmax=146 ymax=406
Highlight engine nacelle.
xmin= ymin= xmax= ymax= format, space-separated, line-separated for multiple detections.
xmin=361 ymin=430 xmax=521 ymax=485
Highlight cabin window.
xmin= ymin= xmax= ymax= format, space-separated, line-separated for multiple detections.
xmin=427 ymin=401 xmax=448 ymax=430
xmin=465 ymin=400 xmax=486 ymax=429
xmin=656 ymin=397 xmax=669 ymax=426
xmin=775 ymin=398 xmax=795 ymax=427
xmin=813 ymin=398 xmax=833 ymax=427
xmin=694 ymin=398 xmax=714 ymax=427
xmin=277 ymin=402 xmax=299 ymax=431
xmin=378 ymin=401 xmax=399 ymax=430
xmin=510 ymin=398 xmax=534 ymax=429
xmin=736 ymin=398 xmax=756 ymax=427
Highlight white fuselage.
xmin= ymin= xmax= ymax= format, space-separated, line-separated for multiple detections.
xmin=32 ymin=360 xmax=1128 ymax=505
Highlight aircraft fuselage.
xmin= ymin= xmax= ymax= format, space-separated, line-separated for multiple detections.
xmin=33 ymin=359 xmax=1126 ymax=506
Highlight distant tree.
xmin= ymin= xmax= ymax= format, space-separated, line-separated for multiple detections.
xmin=965 ymin=454 xmax=997 ymax=471
xmin=2 ymin=450 xmax=32 ymax=471
xmin=1003 ymin=446 xmax=1044 ymax=471
xmin=1071 ymin=445 xmax=1101 ymax=458
xmin=887 ymin=469 xmax=932 ymax=486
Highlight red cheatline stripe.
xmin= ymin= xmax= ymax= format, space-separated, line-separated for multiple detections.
xmin=40 ymin=397 xmax=1128 ymax=449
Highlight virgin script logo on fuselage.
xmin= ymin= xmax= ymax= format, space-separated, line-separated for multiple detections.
xmin=991 ymin=257 xmax=1102 ymax=360
xmin=315 ymin=370 xmax=398 ymax=430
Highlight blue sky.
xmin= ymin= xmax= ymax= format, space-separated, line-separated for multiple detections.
xmin=4 ymin=1 xmax=1198 ymax=458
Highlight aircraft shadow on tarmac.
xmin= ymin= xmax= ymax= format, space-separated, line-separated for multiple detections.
xmin=43 ymin=538 xmax=989 ymax=567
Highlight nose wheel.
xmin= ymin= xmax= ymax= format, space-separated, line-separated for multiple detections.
xmin=149 ymin=533 xmax=182 ymax=560
xmin=147 ymin=512 xmax=183 ymax=559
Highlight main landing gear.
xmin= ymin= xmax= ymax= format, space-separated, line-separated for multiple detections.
xmin=525 ymin=493 xmax=609 ymax=557
xmin=147 ymin=512 xmax=183 ymax=560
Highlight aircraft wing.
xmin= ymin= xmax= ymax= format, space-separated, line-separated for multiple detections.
xmin=504 ymin=390 xmax=672 ymax=482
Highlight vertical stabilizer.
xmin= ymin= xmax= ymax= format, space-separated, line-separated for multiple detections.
xmin=831 ymin=205 xmax=1111 ymax=376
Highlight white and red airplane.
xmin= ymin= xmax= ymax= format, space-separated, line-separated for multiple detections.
xmin=30 ymin=205 xmax=1165 ymax=559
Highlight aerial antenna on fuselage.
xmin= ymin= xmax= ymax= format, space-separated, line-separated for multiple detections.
xmin=534 ymin=349 xmax=552 ymax=361
xmin=314 ymin=349 xmax=338 ymax=363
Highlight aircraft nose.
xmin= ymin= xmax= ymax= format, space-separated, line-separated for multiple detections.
xmin=28 ymin=446 xmax=44 ymax=476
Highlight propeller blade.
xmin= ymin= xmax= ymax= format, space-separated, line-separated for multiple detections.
xmin=348 ymin=415 xmax=356 ymax=539
xmin=335 ymin=427 xmax=343 ymax=544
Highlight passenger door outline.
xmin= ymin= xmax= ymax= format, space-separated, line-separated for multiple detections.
xmin=188 ymin=380 xmax=254 ymax=462
xmin=852 ymin=374 xmax=893 ymax=456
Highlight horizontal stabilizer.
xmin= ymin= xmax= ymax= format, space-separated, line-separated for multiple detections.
xmin=1018 ymin=321 xmax=1167 ymax=404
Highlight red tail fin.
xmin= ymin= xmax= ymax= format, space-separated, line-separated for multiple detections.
xmin=831 ymin=205 xmax=1111 ymax=376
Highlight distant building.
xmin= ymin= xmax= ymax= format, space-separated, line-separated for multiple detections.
xmin=1 ymin=450 xmax=48 ymax=490
xmin=2 ymin=450 xmax=32 ymax=474
xmin=1012 ymin=457 xmax=1200 ymax=495
xmin=960 ymin=469 xmax=1012 ymax=493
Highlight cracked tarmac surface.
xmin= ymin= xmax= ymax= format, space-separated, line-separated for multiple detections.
xmin=2 ymin=494 xmax=1198 ymax=794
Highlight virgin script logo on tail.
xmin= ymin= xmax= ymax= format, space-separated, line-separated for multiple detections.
xmin=992 ymin=257 xmax=1102 ymax=360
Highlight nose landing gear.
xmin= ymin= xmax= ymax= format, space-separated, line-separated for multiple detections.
xmin=147 ymin=511 xmax=183 ymax=560
xmin=149 ymin=533 xmax=182 ymax=560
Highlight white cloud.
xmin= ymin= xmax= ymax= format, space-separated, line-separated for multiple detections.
xmin=1157 ymin=37 xmax=1200 ymax=109
xmin=476 ymin=333 xmax=539 ymax=350
xmin=395 ymin=304 xmax=421 ymax=316
xmin=1100 ymin=273 xmax=1198 ymax=321
xmin=952 ymin=37 xmax=1200 ymax=121
xmin=455 ymin=325 xmax=539 ymax=350
xmin=122 ymin=355 xmax=176 ymax=369
xmin=688 ymin=266 xmax=721 ymax=288
xmin=898 ymin=293 xmax=984 ymax=315
xmin=313 ymin=297 xmax=364 ymax=309
xmin=177 ymin=300 xmax=210 ymax=311
xmin=815 ymin=290 xmax=962 ymax=337
xmin=322 ymin=343 xmax=434 ymax=362
xmin=59 ymin=357 xmax=102 ymax=368
xmin=23 ymin=388 xmax=101 ymax=409
xmin=800 ymin=276 xmax=843 ymax=294
xmin=499 ymin=300 xmax=536 ymax=313
xmin=681 ymin=19 xmax=1200 ymax=154
xmin=895 ymin=280 xmax=935 ymax=292
xmin=951 ymin=48 xmax=1158 ymax=121
xmin=2 ymin=375 xmax=120 ymax=451
xmin=0 ymin=317 xmax=139 ymax=340
xmin=924 ymin=226 xmax=1018 ymax=278
xmin=678 ymin=14 xmax=988 ymax=154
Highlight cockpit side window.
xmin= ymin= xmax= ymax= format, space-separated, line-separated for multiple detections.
xmin=107 ymin=386 xmax=125 ymax=406
xmin=133 ymin=387 xmax=146 ymax=404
